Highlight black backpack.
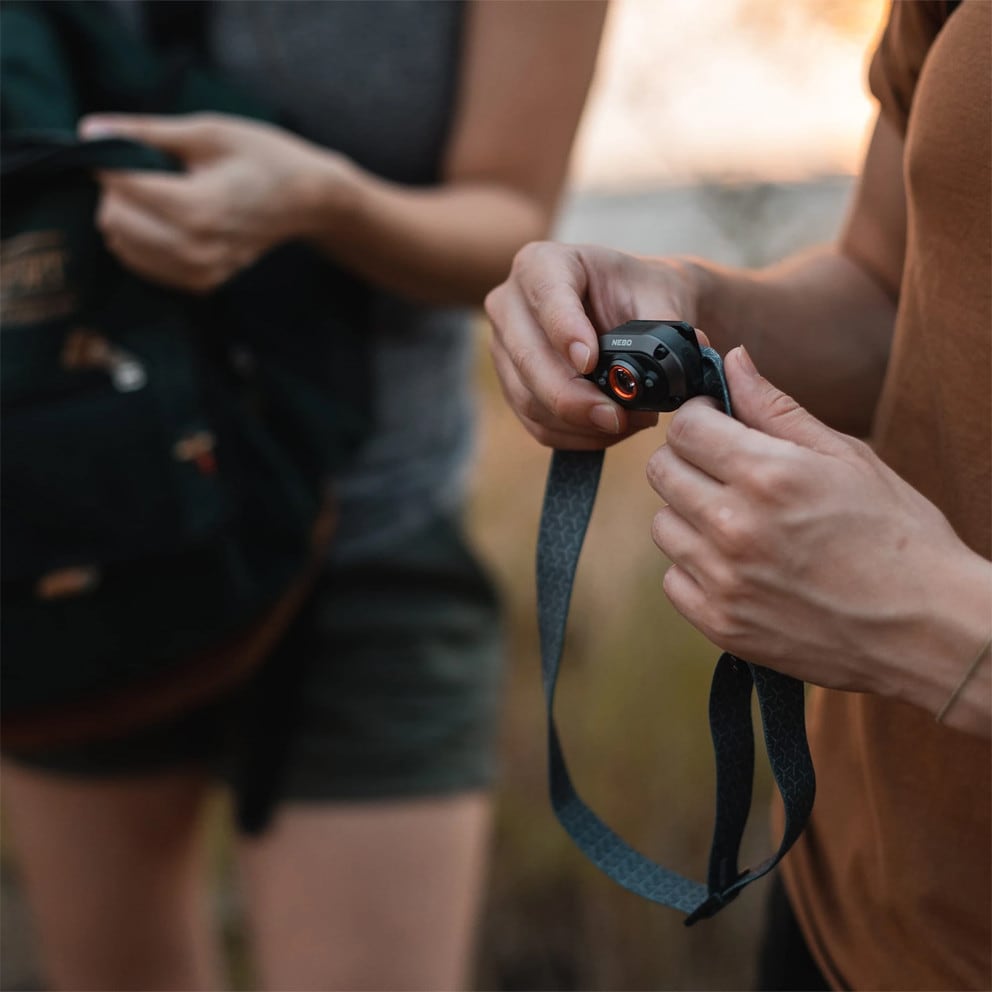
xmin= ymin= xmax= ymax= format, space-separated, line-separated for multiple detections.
xmin=1 ymin=0 xmax=372 ymax=748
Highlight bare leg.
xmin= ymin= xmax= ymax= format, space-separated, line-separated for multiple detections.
xmin=239 ymin=792 xmax=491 ymax=992
xmin=1 ymin=761 xmax=222 ymax=992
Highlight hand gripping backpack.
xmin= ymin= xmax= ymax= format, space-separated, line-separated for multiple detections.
xmin=1 ymin=0 xmax=373 ymax=751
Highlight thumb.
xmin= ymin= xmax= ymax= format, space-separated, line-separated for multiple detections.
xmin=79 ymin=114 xmax=217 ymax=158
xmin=726 ymin=346 xmax=848 ymax=454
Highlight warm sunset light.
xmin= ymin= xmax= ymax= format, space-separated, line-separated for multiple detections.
xmin=571 ymin=0 xmax=889 ymax=188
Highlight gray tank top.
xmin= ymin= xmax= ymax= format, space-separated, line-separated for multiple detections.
xmin=125 ymin=0 xmax=474 ymax=562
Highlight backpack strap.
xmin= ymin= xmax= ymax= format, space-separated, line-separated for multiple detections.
xmin=536 ymin=347 xmax=815 ymax=924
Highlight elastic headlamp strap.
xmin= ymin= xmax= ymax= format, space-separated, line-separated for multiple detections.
xmin=536 ymin=346 xmax=815 ymax=925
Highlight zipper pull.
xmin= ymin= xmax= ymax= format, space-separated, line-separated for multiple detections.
xmin=61 ymin=328 xmax=147 ymax=392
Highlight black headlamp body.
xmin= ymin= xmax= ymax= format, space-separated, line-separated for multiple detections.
xmin=587 ymin=319 xmax=705 ymax=412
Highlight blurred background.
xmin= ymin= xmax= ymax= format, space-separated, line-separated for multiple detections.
xmin=1 ymin=0 xmax=887 ymax=988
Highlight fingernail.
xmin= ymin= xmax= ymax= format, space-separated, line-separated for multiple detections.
xmin=569 ymin=341 xmax=591 ymax=374
xmin=737 ymin=345 xmax=758 ymax=377
xmin=79 ymin=118 xmax=118 ymax=139
xmin=590 ymin=404 xmax=620 ymax=433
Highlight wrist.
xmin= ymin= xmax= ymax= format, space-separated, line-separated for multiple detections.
xmin=901 ymin=547 xmax=992 ymax=734
xmin=286 ymin=148 xmax=363 ymax=244
xmin=671 ymin=256 xmax=721 ymax=344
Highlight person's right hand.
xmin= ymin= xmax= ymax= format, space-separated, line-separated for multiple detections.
xmin=79 ymin=113 xmax=346 ymax=294
xmin=484 ymin=242 xmax=699 ymax=449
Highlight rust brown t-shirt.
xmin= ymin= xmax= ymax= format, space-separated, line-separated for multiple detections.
xmin=780 ymin=2 xmax=991 ymax=989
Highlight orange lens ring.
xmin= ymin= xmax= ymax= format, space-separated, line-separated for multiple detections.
xmin=608 ymin=363 xmax=639 ymax=400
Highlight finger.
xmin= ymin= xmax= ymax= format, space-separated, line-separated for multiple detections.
xmin=80 ymin=113 xmax=218 ymax=157
xmin=95 ymin=171 xmax=195 ymax=225
xmin=99 ymin=197 xmax=219 ymax=291
xmin=494 ymin=335 xmax=660 ymax=440
xmin=106 ymin=232 xmax=190 ymax=290
xmin=505 ymin=242 xmax=600 ymax=374
xmin=99 ymin=193 xmax=180 ymax=260
xmin=665 ymin=398 xmax=784 ymax=484
xmin=651 ymin=505 xmax=708 ymax=587
xmin=517 ymin=411 xmax=628 ymax=451
xmin=647 ymin=440 xmax=767 ymax=557
xmin=725 ymin=346 xmax=850 ymax=456
xmin=491 ymin=339 xmax=625 ymax=449
xmin=661 ymin=563 xmax=710 ymax=632
xmin=646 ymin=441 xmax=726 ymax=527
xmin=490 ymin=335 xmax=629 ymax=443
xmin=109 ymin=234 xmax=224 ymax=293
xmin=487 ymin=289 xmax=625 ymax=435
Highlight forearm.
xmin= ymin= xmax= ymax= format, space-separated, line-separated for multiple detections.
xmin=293 ymin=158 xmax=551 ymax=307
xmin=684 ymin=245 xmax=896 ymax=435
xmin=85 ymin=0 xmax=605 ymax=305
xmin=681 ymin=113 xmax=905 ymax=435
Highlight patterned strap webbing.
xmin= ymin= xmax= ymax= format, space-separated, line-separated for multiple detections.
xmin=536 ymin=347 xmax=815 ymax=924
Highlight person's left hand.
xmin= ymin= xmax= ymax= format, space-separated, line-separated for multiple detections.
xmin=79 ymin=112 xmax=341 ymax=292
xmin=647 ymin=344 xmax=989 ymax=713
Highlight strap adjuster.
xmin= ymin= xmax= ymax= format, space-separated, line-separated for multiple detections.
xmin=684 ymin=885 xmax=742 ymax=927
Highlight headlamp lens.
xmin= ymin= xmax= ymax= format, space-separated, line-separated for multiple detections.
xmin=608 ymin=363 xmax=639 ymax=401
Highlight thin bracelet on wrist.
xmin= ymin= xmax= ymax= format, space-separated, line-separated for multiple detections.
xmin=935 ymin=635 xmax=992 ymax=724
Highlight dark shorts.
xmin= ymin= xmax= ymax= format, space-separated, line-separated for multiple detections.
xmin=6 ymin=515 xmax=504 ymax=825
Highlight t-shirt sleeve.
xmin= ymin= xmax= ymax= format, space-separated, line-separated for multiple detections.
xmin=868 ymin=1 xmax=952 ymax=134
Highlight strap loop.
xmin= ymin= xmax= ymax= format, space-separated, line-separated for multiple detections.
xmin=535 ymin=347 xmax=815 ymax=924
